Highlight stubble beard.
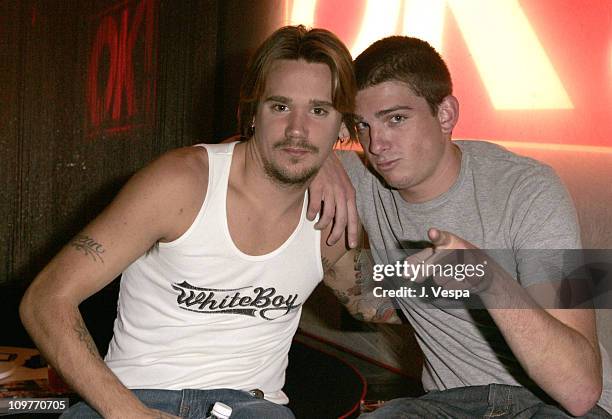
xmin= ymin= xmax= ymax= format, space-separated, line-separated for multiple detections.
xmin=262 ymin=139 xmax=321 ymax=187
xmin=262 ymin=156 xmax=320 ymax=187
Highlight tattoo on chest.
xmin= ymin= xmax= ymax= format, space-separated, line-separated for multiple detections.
xmin=70 ymin=234 xmax=105 ymax=263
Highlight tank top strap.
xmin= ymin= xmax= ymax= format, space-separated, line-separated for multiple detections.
xmin=194 ymin=142 xmax=237 ymax=212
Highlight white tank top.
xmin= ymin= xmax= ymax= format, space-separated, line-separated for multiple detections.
xmin=105 ymin=142 xmax=323 ymax=404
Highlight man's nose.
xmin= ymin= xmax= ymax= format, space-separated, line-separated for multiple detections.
xmin=368 ymin=125 xmax=388 ymax=155
xmin=285 ymin=111 xmax=308 ymax=139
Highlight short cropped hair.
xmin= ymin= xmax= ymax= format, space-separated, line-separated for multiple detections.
xmin=354 ymin=36 xmax=452 ymax=115
xmin=238 ymin=25 xmax=356 ymax=139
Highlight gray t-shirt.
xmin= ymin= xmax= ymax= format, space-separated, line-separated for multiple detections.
xmin=340 ymin=140 xmax=611 ymax=412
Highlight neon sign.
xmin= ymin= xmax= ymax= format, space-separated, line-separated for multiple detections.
xmin=87 ymin=0 xmax=157 ymax=135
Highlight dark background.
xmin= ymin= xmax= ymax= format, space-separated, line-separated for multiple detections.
xmin=0 ymin=0 xmax=286 ymax=286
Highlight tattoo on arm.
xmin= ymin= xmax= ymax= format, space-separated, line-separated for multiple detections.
xmin=373 ymin=299 xmax=400 ymax=323
xmin=73 ymin=316 xmax=101 ymax=359
xmin=324 ymin=252 xmax=402 ymax=324
xmin=323 ymin=257 xmax=349 ymax=305
xmin=70 ymin=234 xmax=105 ymax=263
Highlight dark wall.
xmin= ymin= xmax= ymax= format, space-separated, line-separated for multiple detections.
xmin=1 ymin=0 xmax=219 ymax=284
xmin=0 ymin=0 xmax=285 ymax=285
xmin=213 ymin=0 xmax=284 ymax=139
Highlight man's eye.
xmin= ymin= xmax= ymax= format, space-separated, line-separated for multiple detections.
xmin=356 ymin=122 xmax=369 ymax=131
xmin=312 ymin=107 xmax=329 ymax=116
xmin=272 ymin=104 xmax=288 ymax=112
xmin=390 ymin=115 xmax=407 ymax=124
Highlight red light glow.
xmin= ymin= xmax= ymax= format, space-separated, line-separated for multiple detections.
xmin=287 ymin=0 xmax=611 ymax=149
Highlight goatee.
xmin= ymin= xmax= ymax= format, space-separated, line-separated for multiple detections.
xmin=263 ymin=159 xmax=319 ymax=186
xmin=263 ymin=138 xmax=320 ymax=186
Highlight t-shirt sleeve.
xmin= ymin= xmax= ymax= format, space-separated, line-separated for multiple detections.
xmin=337 ymin=150 xmax=367 ymax=187
xmin=510 ymin=165 xmax=582 ymax=288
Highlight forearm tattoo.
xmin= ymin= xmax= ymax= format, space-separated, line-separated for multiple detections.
xmin=324 ymin=251 xmax=401 ymax=323
xmin=70 ymin=234 xmax=105 ymax=263
xmin=373 ymin=299 xmax=400 ymax=323
xmin=324 ymin=257 xmax=349 ymax=305
xmin=73 ymin=316 xmax=101 ymax=359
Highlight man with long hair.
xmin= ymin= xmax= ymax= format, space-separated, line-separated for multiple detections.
xmin=21 ymin=25 xmax=356 ymax=418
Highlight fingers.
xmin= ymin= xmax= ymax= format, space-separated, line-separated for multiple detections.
xmin=346 ymin=196 xmax=359 ymax=248
xmin=314 ymin=190 xmax=335 ymax=230
xmin=324 ymin=193 xmax=347 ymax=246
xmin=327 ymin=153 xmax=358 ymax=247
xmin=324 ymin=182 xmax=358 ymax=247
xmin=307 ymin=184 xmax=323 ymax=221
xmin=309 ymin=151 xmax=358 ymax=247
xmin=428 ymin=227 xmax=450 ymax=247
xmin=427 ymin=227 xmax=477 ymax=250
xmin=403 ymin=248 xmax=435 ymax=283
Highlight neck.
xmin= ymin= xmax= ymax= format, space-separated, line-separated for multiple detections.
xmin=235 ymin=141 xmax=309 ymax=215
xmin=398 ymin=141 xmax=462 ymax=203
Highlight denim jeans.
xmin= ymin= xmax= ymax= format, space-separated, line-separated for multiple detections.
xmin=359 ymin=384 xmax=611 ymax=418
xmin=60 ymin=388 xmax=295 ymax=419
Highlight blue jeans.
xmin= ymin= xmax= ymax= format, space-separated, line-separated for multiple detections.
xmin=60 ymin=388 xmax=295 ymax=419
xmin=359 ymin=384 xmax=611 ymax=418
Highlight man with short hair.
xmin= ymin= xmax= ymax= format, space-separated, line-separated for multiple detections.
xmin=20 ymin=25 xmax=356 ymax=419
xmin=324 ymin=36 xmax=611 ymax=417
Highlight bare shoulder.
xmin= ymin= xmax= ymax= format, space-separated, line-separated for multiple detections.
xmin=105 ymin=145 xmax=209 ymax=243
xmin=21 ymin=146 xmax=211 ymax=304
xmin=141 ymin=146 xmax=209 ymax=240
xmin=141 ymin=145 xmax=208 ymax=187
xmin=134 ymin=146 xmax=207 ymax=198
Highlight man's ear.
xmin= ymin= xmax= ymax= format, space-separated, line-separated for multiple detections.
xmin=437 ymin=95 xmax=459 ymax=135
xmin=338 ymin=122 xmax=350 ymax=140
xmin=335 ymin=122 xmax=355 ymax=148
